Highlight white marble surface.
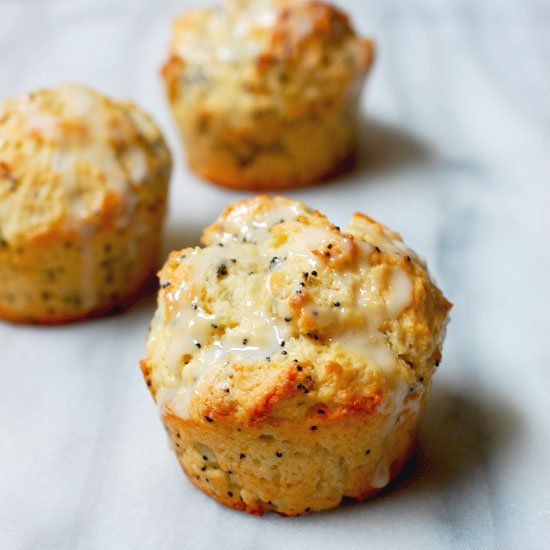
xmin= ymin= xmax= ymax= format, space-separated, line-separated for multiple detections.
xmin=0 ymin=0 xmax=549 ymax=548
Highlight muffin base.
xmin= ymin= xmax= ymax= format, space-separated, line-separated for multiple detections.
xmin=0 ymin=214 xmax=164 ymax=324
xmin=0 ymin=271 xmax=155 ymax=325
xmin=183 ymin=437 xmax=417 ymax=516
xmin=169 ymin=88 xmax=362 ymax=190
xmin=187 ymin=149 xmax=356 ymax=192
xmin=158 ymin=390 xmax=425 ymax=516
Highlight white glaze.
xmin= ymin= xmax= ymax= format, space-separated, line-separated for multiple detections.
xmin=162 ymin=241 xmax=289 ymax=395
xmin=159 ymin=206 xmax=414 ymax=420
xmin=386 ymin=267 xmax=414 ymax=318
xmin=213 ymin=198 xmax=306 ymax=244
xmin=370 ymin=383 xmax=425 ymax=488
xmin=176 ymin=2 xmax=279 ymax=64
xmin=13 ymin=84 xmax=143 ymax=230
xmin=165 ymin=294 xmax=289 ymax=418
xmin=347 ymin=214 xmax=414 ymax=260
xmin=370 ymin=454 xmax=392 ymax=489
xmin=122 ymin=147 xmax=148 ymax=183
xmin=23 ymin=109 xmax=61 ymax=140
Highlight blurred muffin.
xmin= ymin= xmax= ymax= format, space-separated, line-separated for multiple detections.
xmin=162 ymin=0 xmax=374 ymax=190
xmin=141 ymin=196 xmax=451 ymax=515
xmin=0 ymin=83 xmax=171 ymax=324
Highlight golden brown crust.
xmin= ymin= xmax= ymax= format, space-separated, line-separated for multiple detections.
xmin=161 ymin=396 xmax=421 ymax=516
xmin=210 ymin=443 xmax=416 ymax=517
xmin=0 ymin=270 xmax=155 ymax=325
xmin=0 ymin=220 xmax=163 ymax=323
xmin=188 ymin=149 xmax=356 ymax=191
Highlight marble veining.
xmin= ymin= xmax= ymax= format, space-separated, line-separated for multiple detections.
xmin=0 ymin=0 xmax=548 ymax=549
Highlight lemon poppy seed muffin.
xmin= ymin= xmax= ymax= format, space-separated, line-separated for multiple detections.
xmin=0 ymin=83 xmax=171 ymax=324
xmin=162 ymin=0 xmax=374 ymax=190
xmin=141 ymin=196 xmax=451 ymax=515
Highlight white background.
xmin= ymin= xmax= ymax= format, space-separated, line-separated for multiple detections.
xmin=0 ymin=0 xmax=549 ymax=548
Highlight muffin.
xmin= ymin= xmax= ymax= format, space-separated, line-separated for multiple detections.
xmin=141 ymin=196 xmax=451 ymax=515
xmin=162 ymin=0 xmax=374 ymax=190
xmin=0 ymin=83 xmax=171 ymax=324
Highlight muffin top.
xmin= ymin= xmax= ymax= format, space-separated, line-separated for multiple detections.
xmin=163 ymin=0 xmax=374 ymax=118
xmin=0 ymin=83 xmax=170 ymax=244
xmin=144 ymin=196 xmax=451 ymax=427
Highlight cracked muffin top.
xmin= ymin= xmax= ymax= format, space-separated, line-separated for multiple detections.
xmin=144 ymin=196 xmax=451 ymax=427
xmin=163 ymin=0 xmax=374 ymax=119
xmin=0 ymin=83 xmax=170 ymax=244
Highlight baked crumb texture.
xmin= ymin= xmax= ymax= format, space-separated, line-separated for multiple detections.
xmin=0 ymin=84 xmax=171 ymax=323
xmin=142 ymin=196 xmax=451 ymax=515
xmin=162 ymin=0 xmax=374 ymax=190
